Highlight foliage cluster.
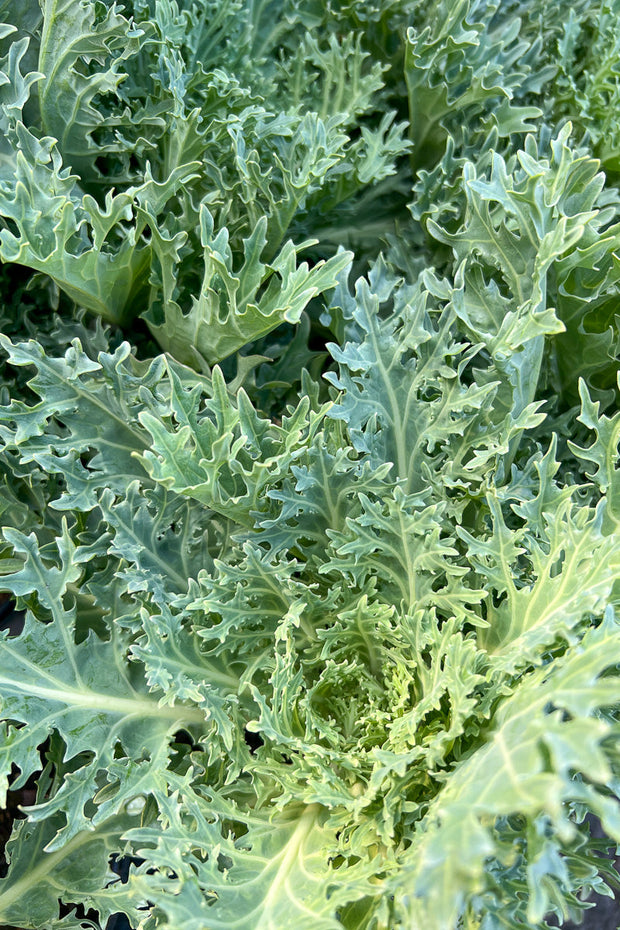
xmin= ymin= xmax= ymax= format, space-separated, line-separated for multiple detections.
xmin=0 ymin=2 xmax=619 ymax=929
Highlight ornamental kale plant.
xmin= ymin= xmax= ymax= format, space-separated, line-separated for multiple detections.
xmin=0 ymin=1 xmax=619 ymax=929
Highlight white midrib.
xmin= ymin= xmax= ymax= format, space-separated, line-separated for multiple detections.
xmin=255 ymin=804 xmax=321 ymax=929
xmin=0 ymin=825 xmax=96 ymax=915
xmin=2 ymin=678 xmax=206 ymax=724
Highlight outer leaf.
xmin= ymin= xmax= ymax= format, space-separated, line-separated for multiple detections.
xmin=325 ymin=261 xmax=543 ymax=499
xmin=458 ymin=492 xmax=620 ymax=670
xmin=126 ymin=786 xmax=376 ymax=930
xmin=569 ymin=377 xmax=620 ymax=531
xmin=38 ymin=0 xmax=143 ymax=176
xmin=428 ymin=125 xmax=620 ymax=420
xmin=145 ymin=204 xmax=353 ymax=366
xmin=394 ymin=612 xmax=620 ymax=930
xmin=0 ymin=526 xmax=206 ymax=844
xmin=405 ymin=0 xmax=552 ymax=169
xmin=129 ymin=600 xmax=240 ymax=751
xmin=255 ymin=420 xmax=393 ymax=557
xmin=0 ymin=336 xmax=160 ymax=507
xmin=0 ymin=123 xmax=198 ymax=325
xmin=322 ymin=487 xmax=483 ymax=621
xmin=0 ymin=26 xmax=41 ymax=150
xmin=0 ymin=809 xmax=141 ymax=929
xmin=139 ymin=362 xmax=326 ymax=526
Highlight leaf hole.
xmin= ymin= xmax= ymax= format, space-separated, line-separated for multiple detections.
xmin=243 ymin=726 xmax=264 ymax=754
